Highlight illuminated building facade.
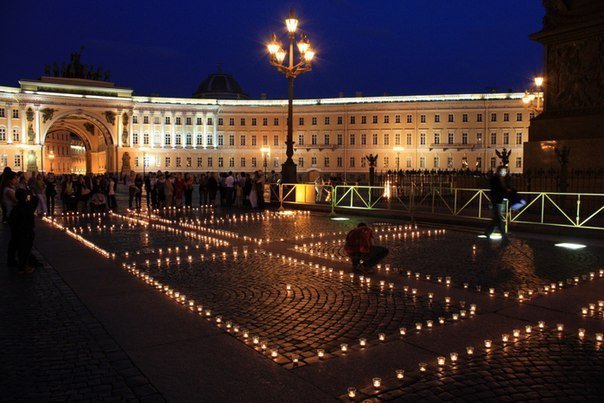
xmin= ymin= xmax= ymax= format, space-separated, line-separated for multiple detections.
xmin=0 ymin=74 xmax=531 ymax=179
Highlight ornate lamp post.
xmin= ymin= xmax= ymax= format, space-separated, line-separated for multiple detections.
xmin=266 ymin=8 xmax=316 ymax=183
xmin=260 ymin=147 xmax=271 ymax=181
xmin=522 ymin=75 xmax=544 ymax=114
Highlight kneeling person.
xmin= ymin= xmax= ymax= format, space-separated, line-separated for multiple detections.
xmin=344 ymin=223 xmax=389 ymax=273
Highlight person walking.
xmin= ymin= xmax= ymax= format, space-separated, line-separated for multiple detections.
xmin=484 ymin=165 xmax=511 ymax=240
xmin=344 ymin=223 xmax=389 ymax=274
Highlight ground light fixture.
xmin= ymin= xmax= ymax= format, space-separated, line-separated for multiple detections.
xmin=555 ymin=243 xmax=587 ymax=250
xmin=330 ymin=217 xmax=350 ymax=221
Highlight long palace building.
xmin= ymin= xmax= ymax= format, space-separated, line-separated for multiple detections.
xmin=0 ymin=71 xmax=532 ymax=179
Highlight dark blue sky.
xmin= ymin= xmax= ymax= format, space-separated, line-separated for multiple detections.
xmin=0 ymin=0 xmax=544 ymax=99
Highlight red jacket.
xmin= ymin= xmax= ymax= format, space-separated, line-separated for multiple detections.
xmin=344 ymin=227 xmax=373 ymax=255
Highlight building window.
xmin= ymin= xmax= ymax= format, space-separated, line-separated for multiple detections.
xmin=186 ymin=157 xmax=191 ymax=167
xmin=175 ymin=133 xmax=182 ymax=146
xmin=462 ymin=133 xmax=468 ymax=144
xmin=226 ymin=118 xmax=233 ymax=126
xmin=312 ymin=117 xmax=317 ymax=125
xmin=337 ymin=133 xmax=343 ymax=145
xmin=433 ymin=156 xmax=439 ymax=168
xmin=361 ymin=157 xmax=366 ymax=168
xmin=435 ymin=114 xmax=440 ymax=123
xmin=12 ymin=128 xmax=19 ymax=142
xmin=133 ymin=116 xmax=138 ymax=124
xmin=175 ymin=157 xmax=181 ymax=167
xmin=406 ymin=133 xmax=412 ymax=145
xmin=516 ymin=157 xmax=522 ymax=168
xmin=383 ymin=156 xmax=389 ymax=168
xmin=218 ymin=157 xmax=224 ymax=167
xmin=490 ymin=133 xmax=497 ymax=145
xmin=229 ymin=157 xmax=234 ymax=167
xmin=349 ymin=157 xmax=355 ymax=168
xmin=251 ymin=157 xmax=257 ymax=167
xmin=154 ymin=117 xmax=160 ymax=124
xmin=476 ymin=157 xmax=482 ymax=170
xmin=0 ymin=155 xmax=7 ymax=167
xmin=477 ymin=133 xmax=483 ymax=144
xmin=372 ymin=115 xmax=377 ymax=124
xmin=207 ymin=134 xmax=213 ymax=146
xmin=311 ymin=156 xmax=317 ymax=166
xmin=165 ymin=156 xmax=170 ymax=167
xmin=490 ymin=113 xmax=497 ymax=122
xmin=197 ymin=157 xmax=202 ymax=167
xmin=350 ymin=116 xmax=356 ymax=124
xmin=350 ymin=134 xmax=356 ymax=145
xmin=503 ymin=132 xmax=509 ymax=145
xmin=462 ymin=114 xmax=468 ymax=122
xmin=240 ymin=135 xmax=246 ymax=146
xmin=251 ymin=118 xmax=257 ymax=126
xmin=337 ymin=157 xmax=343 ymax=167
xmin=361 ymin=133 xmax=367 ymax=145
xmin=420 ymin=133 xmax=426 ymax=145
xmin=383 ymin=115 xmax=389 ymax=124
xmin=396 ymin=114 xmax=402 ymax=124
xmin=263 ymin=135 xmax=268 ymax=146
xmin=324 ymin=117 xmax=330 ymax=125
xmin=447 ymin=156 xmax=453 ymax=169
xmin=175 ymin=117 xmax=181 ymax=125
xmin=186 ymin=117 xmax=193 ymax=125
xmin=229 ymin=134 xmax=235 ymax=146
xmin=0 ymin=127 xmax=5 ymax=142
xmin=218 ymin=118 xmax=224 ymax=126
xmin=324 ymin=157 xmax=330 ymax=167
xmin=12 ymin=110 xmax=19 ymax=119
xmin=164 ymin=133 xmax=171 ymax=146
xmin=299 ymin=117 xmax=304 ymax=126
xmin=406 ymin=157 xmax=412 ymax=168
xmin=530 ymin=112 xmax=535 ymax=120
xmin=406 ymin=114 xmax=412 ymax=123
xmin=273 ymin=118 xmax=279 ymax=126
xmin=503 ymin=113 xmax=509 ymax=122
xmin=516 ymin=113 xmax=523 ymax=122
xmin=143 ymin=133 xmax=149 ymax=145
xmin=14 ymin=154 xmax=21 ymax=167
xmin=132 ymin=132 xmax=139 ymax=145
xmin=384 ymin=133 xmax=390 ymax=145
xmin=419 ymin=156 xmax=425 ymax=168
xmin=207 ymin=157 xmax=213 ymax=167
xmin=165 ymin=116 xmax=171 ymax=125
xmin=448 ymin=114 xmax=454 ymax=123
xmin=186 ymin=133 xmax=192 ymax=146
xmin=196 ymin=134 xmax=202 ymax=146
xmin=490 ymin=157 xmax=497 ymax=169
xmin=359 ymin=116 xmax=365 ymax=124
xmin=337 ymin=116 xmax=343 ymax=125
xmin=262 ymin=118 xmax=268 ymax=126
xmin=311 ymin=133 xmax=317 ymax=145
xmin=218 ymin=134 xmax=224 ymax=146
xmin=240 ymin=157 xmax=246 ymax=167
xmin=240 ymin=118 xmax=246 ymax=126
xmin=207 ymin=117 xmax=213 ymax=125
xmin=434 ymin=133 xmax=440 ymax=145
xmin=324 ymin=133 xmax=330 ymax=145
xmin=477 ymin=113 xmax=483 ymax=122
xmin=251 ymin=135 xmax=257 ymax=146
xmin=274 ymin=135 xmax=278 ymax=146
xmin=448 ymin=132 xmax=454 ymax=144
xmin=196 ymin=117 xmax=202 ymax=125
xmin=372 ymin=133 xmax=378 ymax=145
xmin=0 ymin=108 xmax=5 ymax=118
xmin=297 ymin=157 xmax=303 ymax=167
xmin=298 ymin=134 xmax=305 ymax=145
xmin=420 ymin=115 xmax=426 ymax=123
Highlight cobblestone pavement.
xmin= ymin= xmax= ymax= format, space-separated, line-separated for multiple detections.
xmin=0 ymin=243 xmax=163 ymax=401
xmin=347 ymin=329 xmax=604 ymax=401
xmin=296 ymin=226 xmax=604 ymax=293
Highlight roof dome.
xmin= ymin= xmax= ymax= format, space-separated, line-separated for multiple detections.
xmin=193 ymin=69 xmax=249 ymax=99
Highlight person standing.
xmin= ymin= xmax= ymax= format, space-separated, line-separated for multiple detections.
xmin=45 ymin=173 xmax=57 ymax=216
xmin=198 ymin=173 xmax=208 ymax=206
xmin=207 ymin=173 xmax=218 ymax=207
xmin=107 ymin=174 xmax=117 ymax=211
xmin=224 ymin=172 xmax=235 ymax=207
xmin=1 ymin=167 xmax=15 ymax=223
xmin=9 ymin=188 xmax=39 ymax=274
xmin=344 ymin=223 xmax=389 ymax=274
xmin=484 ymin=165 xmax=511 ymax=240
xmin=134 ymin=173 xmax=143 ymax=211
xmin=184 ymin=173 xmax=194 ymax=207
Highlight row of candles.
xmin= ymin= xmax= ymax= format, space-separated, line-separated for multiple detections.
xmin=345 ymin=321 xmax=604 ymax=399
xmin=43 ymin=217 xmax=112 ymax=259
xmin=581 ymin=301 xmax=604 ymax=318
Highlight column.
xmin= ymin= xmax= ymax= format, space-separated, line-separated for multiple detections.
xmin=34 ymin=105 xmax=41 ymax=144
xmin=202 ymin=113 xmax=207 ymax=149
xmin=129 ymin=111 xmax=134 ymax=148
xmin=212 ymin=113 xmax=218 ymax=149
xmin=161 ymin=111 xmax=166 ymax=148
xmin=6 ymin=104 xmax=12 ymax=144
xmin=150 ymin=111 xmax=155 ymax=148
xmin=193 ymin=113 xmax=198 ymax=149
xmin=21 ymin=105 xmax=27 ymax=145
xmin=138 ymin=111 xmax=143 ymax=148
xmin=170 ymin=112 xmax=176 ymax=148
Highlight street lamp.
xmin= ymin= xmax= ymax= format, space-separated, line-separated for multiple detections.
xmin=48 ymin=150 xmax=55 ymax=172
xmin=260 ymin=147 xmax=271 ymax=181
xmin=522 ymin=75 xmax=544 ymax=114
xmin=266 ymin=8 xmax=316 ymax=183
xmin=393 ymin=147 xmax=405 ymax=170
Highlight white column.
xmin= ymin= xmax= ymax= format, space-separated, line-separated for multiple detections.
xmin=35 ymin=106 xmax=41 ymax=145
xmin=193 ymin=113 xmax=197 ymax=149
xmin=202 ymin=113 xmax=207 ymax=149
xmin=161 ymin=112 xmax=166 ymax=148
xmin=21 ymin=105 xmax=27 ymax=145
xmin=150 ymin=112 xmax=155 ymax=148
xmin=213 ymin=113 xmax=218 ymax=149
xmin=129 ymin=111 xmax=134 ymax=148
xmin=6 ymin=104 xmax=12 ymax=144
xmin=138 ymin=111 xmax=143 ymax=148
xmin=171 ymin=112 xmax=176 ymax=148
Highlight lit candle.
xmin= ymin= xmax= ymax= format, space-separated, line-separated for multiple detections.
xmin=399 ymin=327 xmax=407 ymax=336
xmin=347 ymin=387 xmax=356 ymax=398
xmin=271 ymin=349 xmax=278 ymax=358
xmin=513 ymin=329 xmax=520 ymax=338
xmin=340 ymin=343 xmax=348 ymax=352
xmin=437 ymin=356 xmax=446 ymax=366
xmin=581 ymin=307 xmax=589 ymax=315
xmin=466 ymin=346 xmax=474 ymax=355
xmin=484 ymin=339 xmax=492 ymax=348
xmin=396 ymin=369 xmax=405 ymax=379
xmin=538 ymin=321 xmax=545 ymax=329
xmin=556 ymin=323 xmax=564 ymax=332
xmin=525 ymin=325 xmax=532 ymax=334
xmin=419 ymin=362 xmax=427 ymax=372
xmin=578 ymin=328 xmax=586 ymax=338
xmin=372 ymin=377 xmax=382 ymax=388
xmin=415 ymin=322 xmax=422 ymax=330
xmin=426 ymin=320 xmax=433 ymax=328
xmin=596 ymin=333 xmax=603 ymax=342
xmin=438 ymin=317 xmax=445 ymax=324
xmin=502 ymin=334 xmax=509 ymax=343
xmin=450 ymin=352 xmax=458 ymax=362
xmin=359 ymin=338 xmax=367 ymax=347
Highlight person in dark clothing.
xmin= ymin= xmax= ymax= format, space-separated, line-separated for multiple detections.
xmin=134 ymin=174 xmax=143 ymax=210
xmin=45 ymin=173 xmax=57 ymax=216
xmin=8 ymin=189 xmax=38 ymax=274
xmin=344 ymin=223 xmax=389 ymax=274
xmin=207 ymin=173 xmax=218 ymax=207
xmin=484 ymin=166 xmax=511 ymax=239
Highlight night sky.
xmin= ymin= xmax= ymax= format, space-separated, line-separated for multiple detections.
xmin=0 ymin=0 xmax=544 ymax=99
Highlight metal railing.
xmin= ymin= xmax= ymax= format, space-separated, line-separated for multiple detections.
xmin=277 ymin=183 xmax=604 ymax=231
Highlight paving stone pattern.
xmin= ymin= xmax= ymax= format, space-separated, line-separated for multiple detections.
xmin=0 ymin=251 xmax=163 ymax=401
xmin=352 ymin=330 xmax=604 ymax=402
xmin=302 ymin=228 xmax=604 ymax=292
